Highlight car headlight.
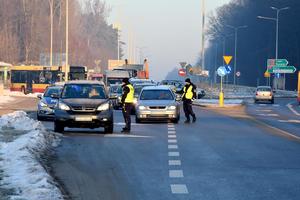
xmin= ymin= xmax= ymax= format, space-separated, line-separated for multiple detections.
xmin=97 ymin=103 xmax=110 ymax=111
xmin=39 ymin=101 xmax=48 ymax=107
xmin=138 ymin=105 xmax=146 ymax=110
xmin=58 ymin=102 xmax=70 ymax=111
xmin=168 ymin=106 xmax=177 ymax=110
xmin=133 ymin=98 xmax=138 ymax=104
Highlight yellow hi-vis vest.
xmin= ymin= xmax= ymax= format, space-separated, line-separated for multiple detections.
xmin=183 ymin=85 xmax=194 ymax=99
xmin=125 ymin=84 xmax=134 ymax=103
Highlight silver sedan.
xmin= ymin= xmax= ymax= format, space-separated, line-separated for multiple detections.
xmin=135 ymin=85 xmax=180 ymax=123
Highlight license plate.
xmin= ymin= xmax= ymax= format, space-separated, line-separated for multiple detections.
xmin=75 ymin=116 xmax=93 ymax=122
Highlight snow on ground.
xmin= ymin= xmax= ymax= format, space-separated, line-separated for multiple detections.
xmin=0 ymin=111 xmax=63 ymax=200
xmin=194 ymin=99 xmax=244 ymax=107
xmin=0 ymin=96 xmax=15 ymax=107
xmin=3 ymin=89 xmax=42 ymax=98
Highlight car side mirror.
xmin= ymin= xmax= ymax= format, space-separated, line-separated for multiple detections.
xmin=37 ymin=94 xmax=42 ymax=99
xmin=51 ymin=93 xmax=60 ymax=99
xmin=176 ymin=95 xmax=181 ymax=101
xmin=109 ymin=94 xmax=117 ymax=99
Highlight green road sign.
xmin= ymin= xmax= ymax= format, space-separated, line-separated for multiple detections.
xmin=268 ymin=66 xmax=296 ymax=74
xmin=275 ymin=59 xmax=288 ymax=67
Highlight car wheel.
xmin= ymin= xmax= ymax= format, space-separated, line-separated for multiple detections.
xmin=37 ymin=113 xmax=44 ymax=121
xmin=54 ymin=121 xmax=64 ymax=133
xmin=172 ymin=115 xmax=180 ymax=124
xmin=21 ymin=86 xmax=26 ymax=94
xmin=254 ymin=100 xmax=258 ymax=104
xmin=271 ymin=99 xmax=274 ymax=104
xmin=104 ymin=122 xmax=114 ymax=134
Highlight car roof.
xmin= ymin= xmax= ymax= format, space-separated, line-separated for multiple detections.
xmin=65 ymin=80 xmax=105 ymax=85
xmin=257 ymin=86 xmax=271 ymax=88
xmin=47 ymin=85 xmax=63 ymax=89
xmin=142 ymin=85 xmax=172 ymax=90
xmin=134 ymin=83 xmax=156 ymax=86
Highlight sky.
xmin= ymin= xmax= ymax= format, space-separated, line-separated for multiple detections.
xmin=106 ymin=0 xmax=231 ymax=80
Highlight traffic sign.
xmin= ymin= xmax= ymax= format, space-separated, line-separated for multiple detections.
xmin=179 ymin=62 xmax=187 ymax=68
xmin=223 ymin=56 xmax=233 ymax=65
xmin=268 ymin=66 xmax=296 ymax=74
xmin=236 ymin=71 xmax=241 ymax=77
xmin=275 ymin=59 xmax=288 ymax=67
xmin=217 ymin=66 xmax=227 ymax=77
xmin=224 ymin=65 xmax=232 ymax=74
xmin=178 ymin=68 xmax=186 ymax=76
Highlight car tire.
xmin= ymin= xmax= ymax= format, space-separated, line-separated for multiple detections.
xmin=271 ymin=99 xmax=274 ymax=104
xmin=104 ymin=122 xmax=114 ymax=134
xmin=37 ymin=113 xmax=44 ymax=121
xmin=254 ymin=100 xmax=258 ymax=104
xmin=21 ymin=86 xmax=26 ymax=94
xmin=54 ymin=121 xmax=64 ymax=133
xmin=172 ymin=115 xmax=180 ymax=124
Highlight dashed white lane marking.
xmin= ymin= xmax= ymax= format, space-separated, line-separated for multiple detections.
xmin=169 ymin=170 xmax=184 ymax=178
xmin=168 ymin=128 xmax=176 ymax=131
xmin=171 ymin=184 xmax=189 ymax=194
xmin=259 ymin=104 xmax=267 ymax=106
xmin=257 ymin=109 xmax=273 ymax=112
xmin=114 ymin=122 xmax=149 ymax=126
xmin=169 ymin=160 xmax=181 ymax=166
xmin=272 ymin=104 xmax=280 ymax=107
xmin=258 ymin=113 xmax=279 ymax=117
xmin=168 ymin=152 xmax=180 ymax=157
xmin=287 ymin=103 xmax=300 ymax=116
xmin=168 ymin=145 xmax=178 ymax=149
xmin=168 ymin=139 xmax=177 ymax=143
xmin=168 ymin=135 xmax=177 ymax=138
xmin=168 ymin=131 xmax=176 ymax=134
xmin=278 ymin=119 xmax=300 ymax=123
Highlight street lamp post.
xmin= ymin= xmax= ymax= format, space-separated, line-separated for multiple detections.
xmin=257 ymin=6 xmax=289 ymax=89
xmin=226 ymin=25 xmax=247 ymax=86
xmin=65 ymin=0 xmax=69 ymax=81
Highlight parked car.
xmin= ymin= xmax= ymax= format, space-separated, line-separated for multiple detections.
xmin=197 ymin=88 xmax=206 ymax=99
xmin=254 ymin=86 xmax=274 ymax=104
xmin=53 ymin=81 xmax=114 ymax=133
xmin=108 ymin=84 xmax=123 ymax=109
xmin=135 ymin=85 xmax=180 ymax=123
xmin=37 ymin=85 xmax=63 ymax=121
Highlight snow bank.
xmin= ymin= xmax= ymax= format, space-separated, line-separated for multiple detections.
xmin=0 ymin=111 xmax=63 ymax=200
xmin=0 ymin=96 xmax=15 ymax=106
xmin=3 ymin=89 xmax=42 ymax=98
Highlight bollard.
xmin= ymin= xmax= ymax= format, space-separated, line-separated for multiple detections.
xmin=219 ymin=92 xmax=224 ymax=107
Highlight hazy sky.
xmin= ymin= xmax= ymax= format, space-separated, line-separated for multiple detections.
xmin=106 ymin=0 xmax=231 ymax=80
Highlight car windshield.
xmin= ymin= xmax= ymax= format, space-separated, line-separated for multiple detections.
xmin=44 ymin=87 xmax=62 ymax=97
xmin=140 ymin=90 xmax=174 ymax=100
xmin=257 ymin=87 xmax=271 ymax=92
xmin=62 ymin=84 xmax=106 ymax=99
xmin=110 ymin=86 xmax=122 ymax=94
xmin=134 ymin=85 xmax=155 ymax=96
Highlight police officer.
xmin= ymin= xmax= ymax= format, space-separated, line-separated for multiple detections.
xmin=121 ymin=78 xmax=134 ymax=133
xmin=181 ymin=78 xmax=196 ymax=123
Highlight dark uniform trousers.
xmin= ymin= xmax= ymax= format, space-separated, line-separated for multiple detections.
xmin=183 ymin=99 xmax=195 ymax=120
xmin=122 ymin=103 xmax=133 ymax=130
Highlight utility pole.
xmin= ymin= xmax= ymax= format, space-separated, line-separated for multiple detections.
xmin=201 ymin=0 xmax=206 ymax=71
xmin=65 ymin=0 xmax=69 ymax=81
xmin=226 ymin=25 xmax=247 ymax=86
xmin=49 ymin=0 xmax=53 ymax=66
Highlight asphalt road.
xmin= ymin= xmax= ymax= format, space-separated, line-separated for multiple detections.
xmin=42 ymin=98 xmax=300 ymax=200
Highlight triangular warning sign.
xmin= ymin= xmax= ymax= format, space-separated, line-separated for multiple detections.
xmin=223 ymin=56 xmax=233 ymax=65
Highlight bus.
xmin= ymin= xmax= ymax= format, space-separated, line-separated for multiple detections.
xmin=10 ymin=65 xmax=61 ymax=93
xmin=69 ymin=66 xmax=87 ymax=80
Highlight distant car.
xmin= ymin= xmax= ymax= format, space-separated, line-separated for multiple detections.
xmin=108 ymin=84 xmax=123 ymax=109
xmin=197 ymin=88 xmax=206 ymax=99
xmin=255 ymin=86 xmax=274 ymax=104
xmin=53 ymin=81 xmax=114 ymax=133
xmin=37 ymin=85 xmax=63 ymax=121
xmin=160 ymin=80 xmax=184 ymax=93
xmin=135 ymin=85 xmax=180 ymax=123
xmin=130 ymin=78 xmax=156 ymax=85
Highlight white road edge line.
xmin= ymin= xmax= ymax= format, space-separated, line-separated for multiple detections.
xmin=287 ymin=103 xmax=300 ymax=116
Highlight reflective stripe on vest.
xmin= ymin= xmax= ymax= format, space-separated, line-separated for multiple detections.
xmin=183 ymin=85 xmax=193 ymax=99
xmin=125 ymin=84 xmax=134 ymax=103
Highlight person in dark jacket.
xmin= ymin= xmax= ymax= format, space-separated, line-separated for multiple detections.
xmin=180 ymin=78 xmax=197 ymax=123
xmin=121 ymin=78 xmax=135 ymax=133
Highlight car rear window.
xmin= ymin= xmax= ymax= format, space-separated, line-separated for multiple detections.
xmin=62 ymin=84 xmax=106 ymax=99
xmin=140 ymin=90 xmax=174 ymax=100
xmin=257 ymin=87 xmax=271 ymax=92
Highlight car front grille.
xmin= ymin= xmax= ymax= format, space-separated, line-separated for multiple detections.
xmin=71 ymin=106 xmax=96 ymax=112
xmin=149 ymin=106 xmax=166 ymax=109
